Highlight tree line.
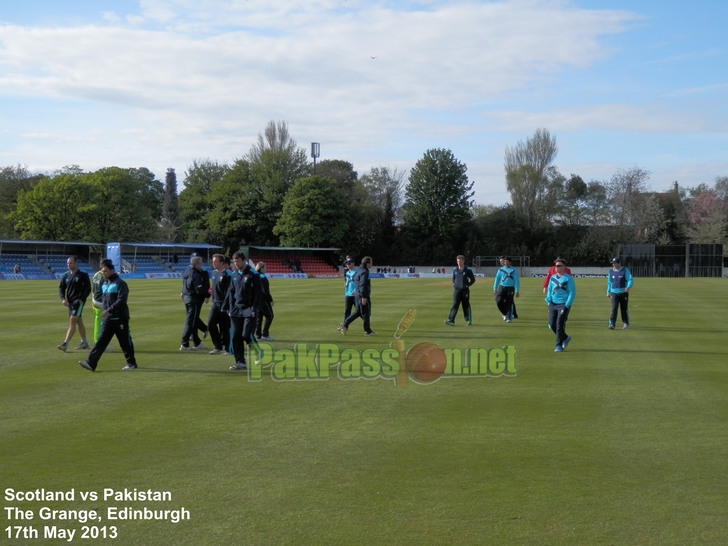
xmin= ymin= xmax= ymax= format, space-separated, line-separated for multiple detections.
xmin=2 ymin=123 xmax=726 ymax=265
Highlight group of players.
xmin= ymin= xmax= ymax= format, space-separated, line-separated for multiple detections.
xmin=178 ymin=251 xmax=274 ymax=371
xmin=58 ymin=251 xmax=275 ymax=372
xmin=57 ymin=251 xmax=634 ymax=370
xmin=443 ymin=254 xmax=633 ymax=352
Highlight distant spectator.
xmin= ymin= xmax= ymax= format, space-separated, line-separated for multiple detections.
xmin=14 ymin=263 xmax=20 ymax=274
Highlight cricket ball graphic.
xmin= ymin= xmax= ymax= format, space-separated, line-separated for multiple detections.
xmin=406 ymin=342 xmax=447 ymax=382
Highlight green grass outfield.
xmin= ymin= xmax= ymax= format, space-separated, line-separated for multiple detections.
xmin=2 ymin=276 xmax=728 ymax=545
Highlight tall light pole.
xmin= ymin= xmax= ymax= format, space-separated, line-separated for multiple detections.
xmin=311 ymin=142 xmax=320 ymax=174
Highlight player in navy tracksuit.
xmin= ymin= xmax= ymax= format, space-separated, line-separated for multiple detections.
xmin=607 ymin=257 xmax=633 ymax=329
xmin=545 ymin=259 xmax=576 ymax=352
xmin=493 ymin=256 xmax=520 ymax=322
xmin=227 ymin=251 xmax=262 ymax=370
xmin=207 ymin=254 xmax=231 ymax=354
xmin=57 ymin=255 xmax=91 ymax=352
xmin=180 ymin=256 xmax=210 ymax=350
xmin=445 ymin=255 xmax=475 ymax=326
xmin=255 ymin=262 xmax=275 ymax=341
xmin=79 ymin=259 xmax=137 ymax=371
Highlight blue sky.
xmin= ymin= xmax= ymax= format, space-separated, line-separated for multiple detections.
xmin=1 ymin=0 xmax=726 ymax=205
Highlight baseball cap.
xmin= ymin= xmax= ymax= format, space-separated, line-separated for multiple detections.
xmin=611 ymin=257 xmax=621 ymax=263
xmin=345 ymin=258 xmax=354 ymax=264
xmin=191 ymin=252 xmax=200 ymax=258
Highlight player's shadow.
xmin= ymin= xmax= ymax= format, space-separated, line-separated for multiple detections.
xmin=568 ymin=348 xmax=728 ymax=356
xmin=126 ymin=366 xmax=237 ymax=375
xmin=625 ymin=326 xmax=728 ymax=333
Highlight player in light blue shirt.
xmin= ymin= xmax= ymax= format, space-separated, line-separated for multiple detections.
xmin=493 ymin=256 xmax=520 ymax=322
xmin=545 ymin=259 xmax=576 ymax=352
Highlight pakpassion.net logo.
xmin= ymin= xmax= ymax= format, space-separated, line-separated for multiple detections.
xmin=247 ymin=310 xmax=517 ymax=385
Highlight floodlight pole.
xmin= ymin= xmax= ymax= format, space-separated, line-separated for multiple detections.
xmin=311 ymin=142 xmax=320 ymax=174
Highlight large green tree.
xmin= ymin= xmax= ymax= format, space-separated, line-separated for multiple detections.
xmin=246 ymin=120 xmax=310 ymax=245
xmin=553 ymin=174 xmax=587 ymax=226
xmin=0 ymin=165 xmax=43 ymax=238
xmin=467 ymin=204 xmax=535 ymax=259
xmin=273 ymin=176 xmax=350 ymax=247
xmin=582 ymin=181 xmax=611 ymax=226
xmin=127 ymin=167 xmax=164 ymax=222
xmin=87 ymin=167 xmax=160 ymax=242
xmin=9 ymin=173 xmax=98 ymax=240
xmin=8 ymin=167 xmax=162 ymax=242
xmin=206 ymin=160 xmax=260 ymax=251
xmin=179 ymin=159 xmax=229 ymax=242
xmin=184 ymin=120 xmax=311 ymax=247
xmin=402 ymin=149 xmax=474 ymax=262
xmin=316 ymin=159 xmax=358 ymax=202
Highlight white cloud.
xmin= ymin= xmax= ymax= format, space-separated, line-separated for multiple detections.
xmin=1 ymin=0 xmax=682 ymax=204
xmin=492 ymin=104 xmax=705 ymax=134
xmin=102 ymin=12 xmax=121 ymax=23
xmin=0 ymin=2 xmax=633 ymax=137
xmin=19 ymin=132 xmax=97 ymax=142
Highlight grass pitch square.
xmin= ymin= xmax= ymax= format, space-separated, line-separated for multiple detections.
xmin=2 ymin=277 xmax=728 ymax=545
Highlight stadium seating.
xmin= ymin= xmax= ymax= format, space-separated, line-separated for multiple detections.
xmin=0 ymin=253 xmax=47 ymax=275
xmin=37 ymin=255 xmax=93 ymax=274
xmin=250 ymin=253 xmax=339 ymax=275
xmin=120 ymin=255 xmax=175 ymax=274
